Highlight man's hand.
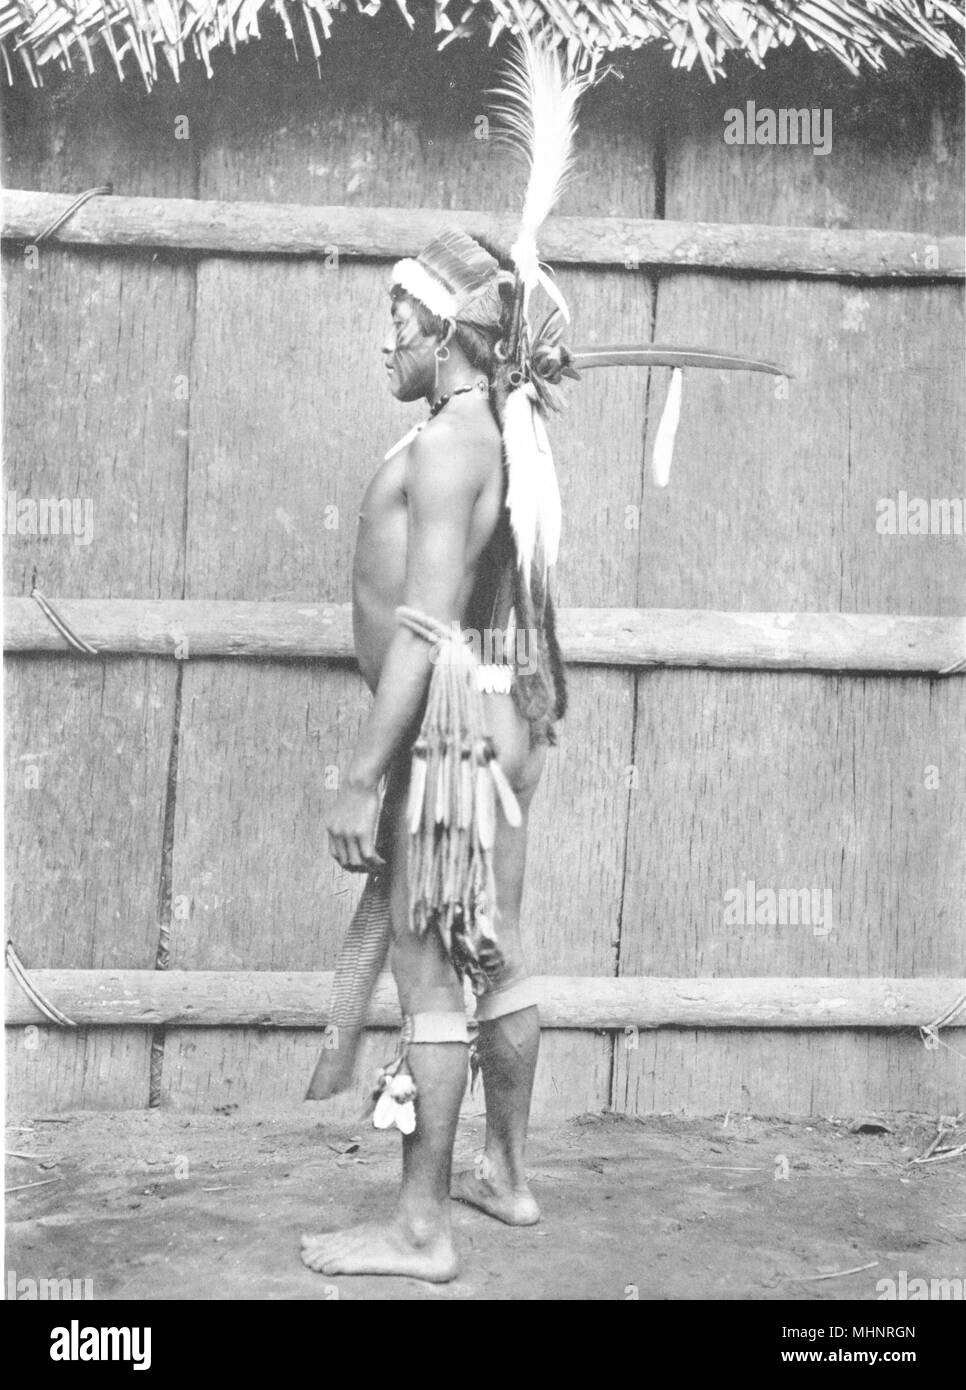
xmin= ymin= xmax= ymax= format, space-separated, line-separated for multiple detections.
xmin=326 ymin=782 xmax=385 ymax=873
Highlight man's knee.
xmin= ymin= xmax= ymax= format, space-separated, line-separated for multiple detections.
xmin=390 ymin=928 xmax=464 ymax=1014
xmin=475 ymin=915 xmax=533 ymax=1013
xmin=480 ymin=913 xmax=529 ymax=991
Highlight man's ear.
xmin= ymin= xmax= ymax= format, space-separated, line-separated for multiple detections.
xmin=438 ymin=319 xmax=455 ymax=350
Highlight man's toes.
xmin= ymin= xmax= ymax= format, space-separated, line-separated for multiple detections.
xmin=301 ymin=1234 xmax=359 ymax=1274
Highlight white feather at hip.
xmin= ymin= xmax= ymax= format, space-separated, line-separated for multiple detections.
xmin=503 ymin=383 xmax=562 ymax=587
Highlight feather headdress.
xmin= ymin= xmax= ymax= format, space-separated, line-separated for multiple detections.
xmin=391 ymin=226 xmax=501 ymax=325
xmin=491 ymin=28 xmax=593 ymax=326
xmin=490 ymin=26 xmax=593 ymax=593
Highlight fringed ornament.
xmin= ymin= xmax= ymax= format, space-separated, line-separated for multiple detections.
xmin=397 ymin=605 xmax=522 ymax=992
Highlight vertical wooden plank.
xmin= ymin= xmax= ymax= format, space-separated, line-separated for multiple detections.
xmin=183 ymin=258 xmax=408 ymax=602
xmin=160 ymin=1027 xmax=392 ymax=1118
xmin=2 ymin=252 xmax=193 ymax=599
xmin=2 ymin=74 xmax=199 ymax=1111
xmin=168 ymin=661 xmax=366 ymax=971
xmin=2 ymin=255 xmax=190 ymax=1109
xmin=617 ymin=52 xmax=965 ymax=1118
xmin=613 ymin=1030 xmax=965 ymax=1118
xmin=7 ymin=1029 xmax=154 ymax=1112
xmin=633 ymin=276 xmax=964 ymax=614
xmin=5 ymin=657 xmax=177 ymax=968
xmin=522 ymin=267 xmax=653 ymax=1116
xmin=843 ymin=284 xmax=965 ymax=615
xmin=661 ymin=50 xmax=964 ymax=234
xmin=620 ymin=670 xmax=965 ymax=978
xmin=165 ymin=256 xmax=384 ymax=1100
xmin=653 ymin=52 xmax=963 ymax=614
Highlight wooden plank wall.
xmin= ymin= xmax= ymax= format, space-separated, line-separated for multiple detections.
xmin=4 ymin=16 xmax=964 ymax=1117
xmin=614 ymin=53 xmax=965 ymax=1115
xmin=3 ymin=62 xmax=199 ymax=1107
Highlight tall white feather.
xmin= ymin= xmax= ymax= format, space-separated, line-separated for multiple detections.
xmin=504 ymin=384 xmax=562 ymax=587
xmin=491 ymin=27 xmax=591 ymax=323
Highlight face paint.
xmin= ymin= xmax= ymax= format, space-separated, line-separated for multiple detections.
xmin=384 ymin=298 xmax=435 ymax=402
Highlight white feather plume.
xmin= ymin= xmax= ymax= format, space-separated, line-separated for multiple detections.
xmin=491 ymin=25 xmax=592 ymax=322
xmin=504 ymin=383 xmax=562 ymax=587
xmin=651 ymin=368 xmax=683 ymax=488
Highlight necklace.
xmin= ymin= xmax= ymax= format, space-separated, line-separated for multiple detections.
xmin=384 ymin=379 xmax=489 ymax=463
xmin=428 ymin=378 xmax=488 ymax=419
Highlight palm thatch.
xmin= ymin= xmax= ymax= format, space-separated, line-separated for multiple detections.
xmin=1 ymin=0 xmax=963 ymax=89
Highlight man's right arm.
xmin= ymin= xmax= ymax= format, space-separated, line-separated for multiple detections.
xmin=327 ymin=424 xmax=483 ymax=871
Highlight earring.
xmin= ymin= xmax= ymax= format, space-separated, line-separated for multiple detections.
xmin=434 ymin=342 xmax=450 ymax=393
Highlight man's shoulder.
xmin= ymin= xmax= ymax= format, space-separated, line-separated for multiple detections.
xmin=406 ymin=407 xmax=502 ymax=486
xmin=419 ymin=402 xmax=501 ymax=456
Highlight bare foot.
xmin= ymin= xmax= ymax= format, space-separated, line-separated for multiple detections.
xmin=300 ymin=1220 xmax=458 ymax=1282
xmin=451 ymin=1168 xmax=541 ymax=1226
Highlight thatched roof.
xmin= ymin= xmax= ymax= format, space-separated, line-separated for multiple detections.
xmin=2 ymin=0 xmax=963 ymax=90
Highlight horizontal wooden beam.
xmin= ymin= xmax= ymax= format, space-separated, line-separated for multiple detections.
xmin=3 ymin=191 xmax=962 ymax=280
xmin=0 ymin=599 xmax=353 ymax=662
xmin=559 ymin=609 xmax=965 ymax=673
xmin=4 ymin=599 xmax=964 ymax=673
xmin=6 ymin=971 xmax=962 ymax=1031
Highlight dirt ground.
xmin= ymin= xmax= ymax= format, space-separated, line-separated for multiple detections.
xmin=6 ymin=1107 xmax=965 ymax=1301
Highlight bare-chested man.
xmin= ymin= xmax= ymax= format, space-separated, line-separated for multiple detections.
xmin=301 ymin=233 xmax=555 ymax=1282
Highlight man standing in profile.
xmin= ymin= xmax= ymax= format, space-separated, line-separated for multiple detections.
xmin=299 ymin=25 xmax=784 ymax=1282
xmin=301 ymin=222 xmax=567 ymax=1280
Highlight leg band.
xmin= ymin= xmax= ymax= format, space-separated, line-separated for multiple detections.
xmin=405 ymin=1011 xmax=471 ymax=1044
xmin=474 ymin=979 xmax=539 ymax=1023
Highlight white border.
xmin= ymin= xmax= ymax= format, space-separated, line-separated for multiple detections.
xmin=391 ymin=258 xmax=459 ymax=321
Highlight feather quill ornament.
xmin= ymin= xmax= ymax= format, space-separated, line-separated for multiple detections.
xmin=491 ymin=23 xmax=593 ymax=324
xmin=491 ymin=24 xmax=586 ymax=591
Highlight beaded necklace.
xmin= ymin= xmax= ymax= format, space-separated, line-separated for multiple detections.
xmin=428 ymin=378 xmax=489 ymax=419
